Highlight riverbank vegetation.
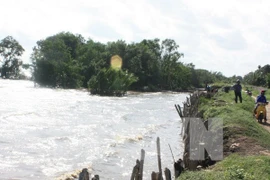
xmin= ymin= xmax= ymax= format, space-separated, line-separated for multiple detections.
xmin=88 ymin=67 xmax=138 ymax=96
xmin=1 ymin=33 xmax=231 ymax=95
xmin=2 ymin=33 xmax=270 ymax=96
xmin=28 ymin=32 xmax=229 ymax=92
xmin=178 ymin=86 xmax=270 ymax=179
xmin=179 ymin=154 xmax=270 ymax=180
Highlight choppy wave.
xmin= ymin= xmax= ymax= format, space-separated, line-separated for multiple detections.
xmin=0 ymin=79 xmax=187 ymax=180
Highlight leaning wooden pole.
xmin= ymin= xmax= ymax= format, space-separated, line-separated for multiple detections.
xmin=157 ymin=137 xmax=162 ymax=179
xmin=174 ymin=104 xmax=183 ymax=119
xmin=175 ymin=104 xmax=185 ymax=135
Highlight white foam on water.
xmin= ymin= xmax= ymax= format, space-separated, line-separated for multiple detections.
xmin=0 ymin=79 xmax=188 ymax=180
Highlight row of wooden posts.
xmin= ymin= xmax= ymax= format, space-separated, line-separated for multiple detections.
xmin=130 ymin=137 xmax=183 ymax=180
xmin=129 ymin=92 xmax=202 ymax=179
xmin=77 ymin=137 xmax=183 ymax=180
xmin=175 ymin=91 xmax=201 ymax=171
xmin=175 ymin=91 xmax=217 ymax=171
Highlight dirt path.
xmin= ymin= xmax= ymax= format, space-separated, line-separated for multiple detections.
xmin=255 ymin=102 xmax=270 ymax=156
xmin=263 ymin=105 xmax=270 ymax=131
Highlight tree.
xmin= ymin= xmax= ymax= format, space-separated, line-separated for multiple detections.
xmin=32 ymin=32 xmax=85 ymax=88
xmin=0 ymin=36 xmax=24 ymax=78
xmin=124 ymin=39 xmax=162 ymax=90
xmin=243 ymin=64 xmax=270 ymax=87
xmin=77 ymin=39 xmax=107 ymax=87
xmin=160 ymin=39 xmax=184 ymax=90
xmin=266 ymin=73 xmax=270 ymax=88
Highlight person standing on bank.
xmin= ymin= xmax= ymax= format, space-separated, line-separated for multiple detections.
xmin=233 ymin=79 xmax=242 ymax=103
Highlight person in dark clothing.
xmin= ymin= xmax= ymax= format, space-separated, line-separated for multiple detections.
xmin=206 ymin=84 xmax=211 ymax=92
xmin=233 ymin=79 xmax=242 ymax=103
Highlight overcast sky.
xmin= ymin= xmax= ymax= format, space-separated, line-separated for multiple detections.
xmin=1 ymin=0 xmax=269 ymax=77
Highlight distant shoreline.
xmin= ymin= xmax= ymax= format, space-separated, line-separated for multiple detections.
xmin=0 ymin=78 xmax=196 ymax=94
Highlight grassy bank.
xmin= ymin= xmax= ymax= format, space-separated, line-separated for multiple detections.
xmin=178 ymin=88 xmax=270 ymax=180
xmin=178 ymin=154 xmax=270 ymax=180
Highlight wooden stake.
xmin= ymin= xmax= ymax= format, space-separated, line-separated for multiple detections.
xmin=139 ymin=149 xmax=145 ymax=180
xmin=130 ymin=159 xmax=140 ymax=180
xmin=151 ymin=172 xmax=163 ymax=180
xmin=78 ymin=168 xmax=89 ymax=180
xmin=157 ymin=137 xmax=162 ymax=179
xmin=164 ymin=168 xmax=171 ymax=180
xmin=168 ymin=144 xmax=175 ymax=163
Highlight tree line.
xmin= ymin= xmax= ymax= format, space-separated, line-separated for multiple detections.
xmin=243 ymin=65 xmax=270 ymax=88
xmin=1 ymin=32 xmax=234 ymax=95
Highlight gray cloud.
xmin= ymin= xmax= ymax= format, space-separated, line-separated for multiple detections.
xmin=251 ymin=27 xmax=270 ymax=44
xmin=211 ymin=16 xmax=231 ymax=29
xmin=210 ymin=31 xmax=247 ymax=50
xmin=87 ymin=23 xmax=122 ymax=40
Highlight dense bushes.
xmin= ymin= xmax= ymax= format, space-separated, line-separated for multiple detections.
xmin=88 ymin=68 xmax=137 ymax=96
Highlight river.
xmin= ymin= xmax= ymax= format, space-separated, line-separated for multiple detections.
xmin=0 ymin=79 xmax=187 ymax=180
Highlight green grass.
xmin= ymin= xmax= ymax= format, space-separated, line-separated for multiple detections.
xmin=178 ymin=154 xmax=270 ymax=180
xmin=177 ymin=88 xmax=270 ymax=180
xmin=243 ymin=85 xmax=270 ymax=97
xmin=199 ymin=90 xmax=270 ymax=148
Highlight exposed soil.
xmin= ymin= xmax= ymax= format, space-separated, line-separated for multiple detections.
xmin=223 ymin=94 xmax=270 ymax=157
xmin=224 ymin=135 xmax=270 ymax=157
